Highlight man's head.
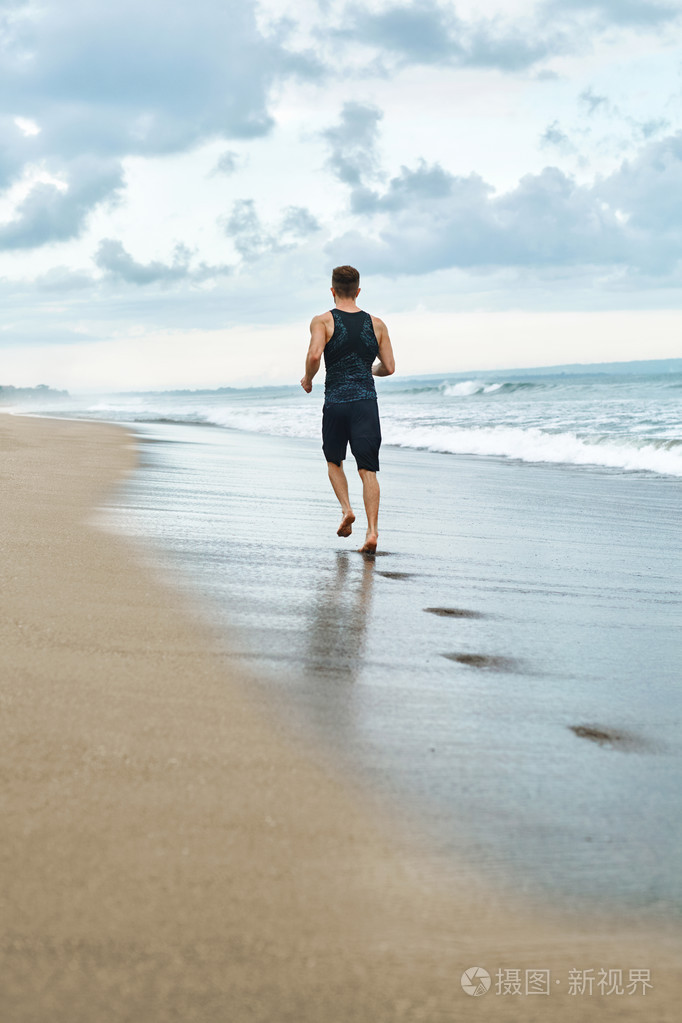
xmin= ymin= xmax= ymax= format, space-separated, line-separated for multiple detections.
xmin=331 ymin=265 xmax=360 ymax=300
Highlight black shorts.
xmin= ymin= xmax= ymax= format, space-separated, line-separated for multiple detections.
xmin=322 ymin=398 xmax=381 ymax=472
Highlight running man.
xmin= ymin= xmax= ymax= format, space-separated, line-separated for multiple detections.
xmin=300 ymin=265 xmax=395 ymax=554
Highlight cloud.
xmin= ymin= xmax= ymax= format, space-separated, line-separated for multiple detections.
xmin=94 ymin=239 xmax=232 ymax=286
xmin=540 ymin=121 xmax=577 ymax=153
xmin=0 ymin=155 xmax=124 ymax=250
xmin=330 ymin=0 xmax=681 ymax=76
xmin=32 ymin=265 xmax=95 ymax=292
xmin=222 ymin=200 xmax=264 ymax=260
xmin=1 ymin=1 xmax=320 ymax=151
xmin=542 ymin=0 xmax=682 ymax=27
xmin=279 ymin=205 xmax=320 ymax=236
xmin=319 ymin=103 xmax=482 ymax=220
xmin=210 ymin=150 xmax=240 ymax=176
xmin=340 ymin=1 xmax=461 ymax=65
xmin=0 ymin=0 xmax=321 ymax=245
xmin=599 ymin=131 xmax=682 ymax=235
xmin=326 ymin=128 xmax=682 ymax=278
xmin=328 ymin=165 xmax=623 ymax=273
xmin=351 ymin=160 xmax=456 ymax=214
xmin=335 ymin=1 xmax=570 ymax=72
xmin=322 ymin=102 xmax=384 ymax=188
xmin=221 ymin=199 xmax=320 ymax=260
xmin=579 ymin=87 xmax=609 ymax=115
xmin=629 ymin=117 xmax=671 ymax=141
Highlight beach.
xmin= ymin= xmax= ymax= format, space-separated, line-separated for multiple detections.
xmin=107 ymin=416 xmax=682 ymax=917
xmin=2 ymin=410 xmax=681 ymax=1022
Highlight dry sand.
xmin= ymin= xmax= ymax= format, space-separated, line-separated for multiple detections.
xmin=1 ymin=411 xmax=679 ymax=1022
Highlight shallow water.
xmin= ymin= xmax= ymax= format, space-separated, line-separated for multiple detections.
xmin=103 ymin=421 xmax=682 ymax=919
xmin=18 ymin=366 xmax=682 ymax=476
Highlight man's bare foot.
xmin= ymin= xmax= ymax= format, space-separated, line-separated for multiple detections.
xmin=337 ymin=510 xmax=355 ymax=537
xmin=358 ymin=531 xmax=378 ymax=554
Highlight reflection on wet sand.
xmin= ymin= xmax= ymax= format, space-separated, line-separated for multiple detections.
xmin=304 ymin=551 xmax=375 ymax=683
xmin=268 ymin=551 xmax=378 ymax=744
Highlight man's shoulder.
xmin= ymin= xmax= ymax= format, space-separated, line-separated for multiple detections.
xmin=310 ymin=309 xmax=334 ymax=327
xmin=369 ymin=313 xmax=386 ymax=333
xmin=309 ymin=310 xmax=334 ymax=345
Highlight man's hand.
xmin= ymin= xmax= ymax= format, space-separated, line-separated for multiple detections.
xmin=300 ymin=376 xmax=313 ymax=393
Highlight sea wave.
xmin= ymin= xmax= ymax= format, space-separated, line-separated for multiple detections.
xmin=385 ymin=379 xmax=546 ymax=396
xmin=384 ymin=424 xmax=682 ymax=477
xmin=439 ymin=380 xmax=542 ymax=397
xmin=126 ymin=407 xmax=682 ymax=476
xmin=36 ymin=395 xmax=682 ymax=478
xmin=190 ymin=404 xmax=320 ymax=438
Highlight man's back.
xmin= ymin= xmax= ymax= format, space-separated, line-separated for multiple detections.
xmin=308 ymin=308 xmax=394 ymax=386
xmin=323 ymin=308 xmax=379 ymax=406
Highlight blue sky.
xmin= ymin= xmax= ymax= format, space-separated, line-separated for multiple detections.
xmin=1 ymin=0 xmax=681 ymax=390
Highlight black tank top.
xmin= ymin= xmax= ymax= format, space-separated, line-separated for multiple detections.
xmin=323 ymin=309 xmax=379 ymax=406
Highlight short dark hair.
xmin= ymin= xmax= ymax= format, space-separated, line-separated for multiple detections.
xmin=331 ymin=265 xmax=360 ymax=299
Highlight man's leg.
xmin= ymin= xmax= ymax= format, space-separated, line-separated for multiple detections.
xmin=327 ymin=462 xmax=356 ymax=537
xmin=357 ymin=468 xmax=379 ymax=553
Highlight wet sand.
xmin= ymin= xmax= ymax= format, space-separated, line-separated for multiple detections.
xmin=108 ymin=421 xmax=682 ymax=917
xmin=1 ymin=411 xmax=680 ymax=1021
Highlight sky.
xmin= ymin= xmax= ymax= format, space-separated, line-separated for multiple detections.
xmin=1 ymin=0 xmax=682 ymax=391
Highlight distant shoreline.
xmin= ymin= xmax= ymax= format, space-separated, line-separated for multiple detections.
xmin=3 ymin=357 xmax=680 ymax=402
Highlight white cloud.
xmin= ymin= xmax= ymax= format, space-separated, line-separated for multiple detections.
xmin=13 ymin=116 xmax=40 ymax=136
xmin=93 ymin=238 xmax=232 ymax=286
xmin=0 ymin=0 xmax=321 ymax=230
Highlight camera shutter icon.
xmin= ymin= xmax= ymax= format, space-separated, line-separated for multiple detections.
xmin=461 ymin=967 xmax=491 ymax=996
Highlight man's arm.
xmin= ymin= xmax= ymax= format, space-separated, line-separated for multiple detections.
xmin=300 ymin=315 xmax=328 ymax=393
xmin=371 ymin=317 xmax=395 ymax=377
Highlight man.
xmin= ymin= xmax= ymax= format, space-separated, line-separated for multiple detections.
xmin=300 ymin=265 xmax=395 ymax=554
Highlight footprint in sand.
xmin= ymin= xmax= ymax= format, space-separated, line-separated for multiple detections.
xmin=569 ymin=724 xmax=649 ymax=752
xmin=442 ymin=652 xmax=521 ymax=672
xmin=424 ymin=607 xmax=485 ymax=619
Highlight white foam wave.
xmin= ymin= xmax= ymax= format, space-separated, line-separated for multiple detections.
xmin=440 ymin=380 xmax=516 ymax=396
xmin=39 ymin=391 xmax=682 ymax=478
xmin=440 ymin=380 xmax=486 ymax=396
xmin=194 ymin=408 xmax=682 ymax=477
xmin=383 ymin=424 xmax=682 ymax=477
xmin=197 ymin=404 xmax=319 ymax=439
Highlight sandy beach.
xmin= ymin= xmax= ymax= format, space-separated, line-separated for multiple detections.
xmin=2 ymin=410 xmax=680 ymax=1022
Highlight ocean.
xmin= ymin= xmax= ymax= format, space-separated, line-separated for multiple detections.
xmin=16 ymin=365 xmax=682 ymax=478
xmin=12 ymin=364 xmax=682 ymax=919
